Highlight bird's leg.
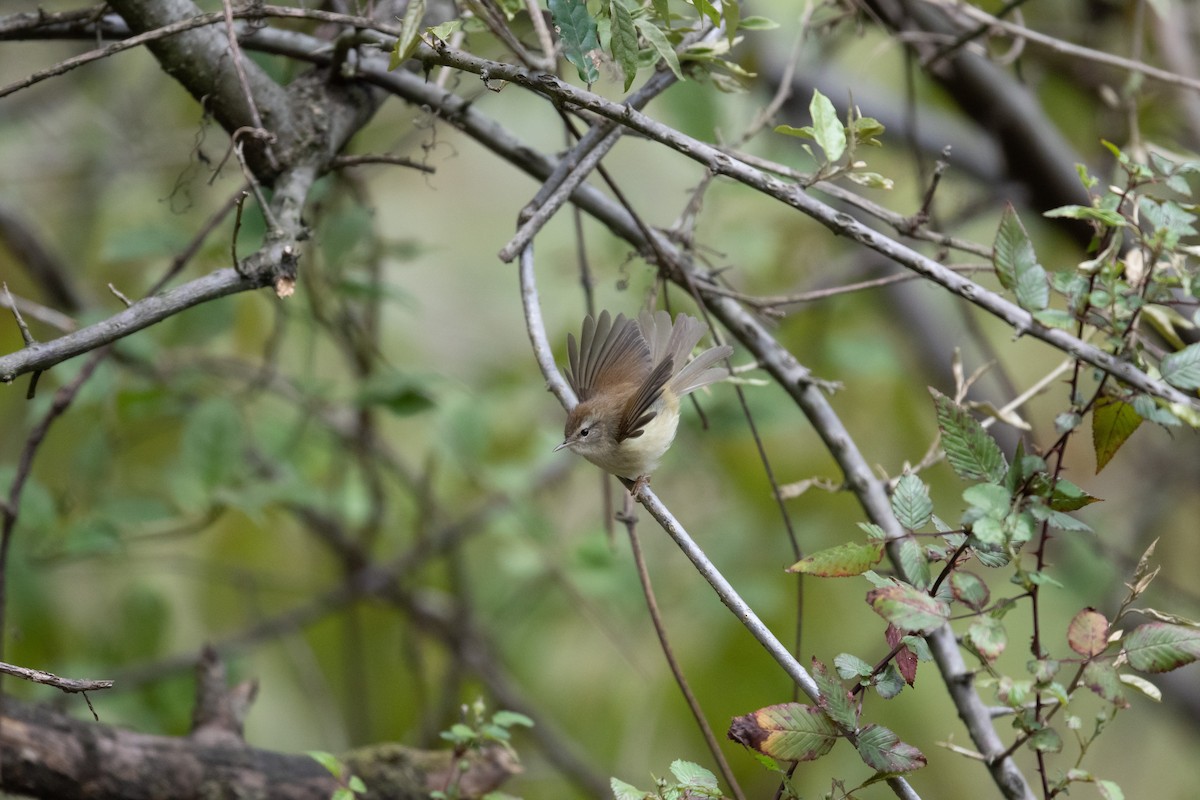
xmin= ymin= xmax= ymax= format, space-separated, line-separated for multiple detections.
xmin=630 ymin=474 xmax=650 ymax=496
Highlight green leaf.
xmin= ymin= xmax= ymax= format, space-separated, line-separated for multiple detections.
xmin=389 ymin=0 xmax=427 ymax=69
xmin=965 ymin=616 xmax=1006 ymax=662
xmin=950 ymin=571 xmax=989 ymax=610
xmin=787 ymin=541 xmax=884 ymax=577
xmin=1028 ymin=727 xmax=1063 ymax=753
xmin=994 ymin=205 xmax=1048 ymax=310
xmin=872 ymin=663 xmax=905 ymax=699
xmin=1092 ymin=396 xmax=1142 ymax=472
xmin=608 ymin=0 xmax=639 ymax=91
xmin=891 ymin=474 xmax=932 ymax=530
xmin=633 ymin=18 xmax=682 ymax=81
xmin=722 ymin=0 xmax=739 ymax=45
xmin=931 ymin=389 xmax=1008 ymax=483
xmin=739 ymin=15 xmax=780 ymax=30
xmin=550 ymin=0 xmax=601 ymax=84
xmin=609 ymin=777 xmax=645 ymax=800
xmin=866 ymin=584 xmax=950 ymax=634
xmin=1097 ymin=780 xmax=1125 ymax=800
xmin=1031 ymin=477 xmax=1100 ymax=511
xmin=853 ymin=724 xmax=927 ymax=773
xmin=1159 ymin=342 xmax=1200 ymax=390
xmin=1044 ymin=204 xmax=1127 ymax=227
xmin=307 ymin=751 xmax=344 ymax=778
xmin=1124 ymin=623 xmax=1200 ymax=673
xmin=491 ymin=710 xmax=534 ymax=728
xmin=834 ymin=653 xmax=874 ymax=680
xmin=690 ymin=0 xmax=721 ymax=27
xmin=727 ymin=703 xmax=838 ymax=762
xmin=356 ymin=373 xmax=436 ymax=416
xmin=181 ymin=398 xmax=243 ymax=492
xmin=1081 ymin=661 xmax=1128 ymax=705
xmin=669 ymin=760 xmax=718 ymax=789
xmin=812 ymin=658 xmax=857 ymax=731
xmin=895 ymin=536 xmax=931 ymax=591
xmin=809 ymin=89 xmax=846 ymax=163
xmin=963 ymin=483 xmax=1012 ymax=516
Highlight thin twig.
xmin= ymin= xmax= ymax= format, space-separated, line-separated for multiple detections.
xmin=0 ymin=661 xmax=114 ymax=693
xmin=620 ymin=509 xmax=746 ymax=800
xmin=221 ymin=0 xmax=278 ymax=171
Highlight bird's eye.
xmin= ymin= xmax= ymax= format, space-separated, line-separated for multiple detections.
xmin=579 ymin=427 xmax=590 ymax=438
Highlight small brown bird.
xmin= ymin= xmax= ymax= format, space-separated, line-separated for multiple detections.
xmin=555 ymin=310 xmax=732 ymax=492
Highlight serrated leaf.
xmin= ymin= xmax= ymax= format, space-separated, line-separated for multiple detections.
xmin=812 ymin=657 xmax=857 ymax=731
xmin=550 ymin=0 xmax=601 ymax=84
xmin=389 ymin=0 xmax=426 ymax=69
xmin=727 ymin=703 xmax=838 ymax=762
xmin=895 ymin=536 xmax=931 ymax=591
xmin=867 ymin=584 xmax=950 ymax=634
xmin=834 ymin=653 xmax=874 ymax=679
xmin=1092 ymin=396 xmax=1142 ymax=472
xmin=891 ymin=474 xmax=932 ymax=530
xmin=853 ymin=724 xmax=926 ymax=773
xmin=994 ymin=205 xmax=1048 ymax=310
xmin=872 ymin=663 xmax=905 ymax=699
xmin=963 ymin=482 xmax=1012 ymax=516
xmin=669 ymin=760 xmax=717 ymax=789
xmin=1159 ymin=342 xmax=1200 ymax=390
xmin=1124 ymin=623 xmax=1200 ymax=673
xmin=809 ymin=89 xmax=846 ymax=162
xmin=931 ymin=389 xmax=1008 ymax=483
xmin=787 ymin=541 xmax=884 ymax=577
xmin=951 ymin=571 xmax=989 ymax=610
xmin=965 ymin=616 xmax=1006 ymax=662
xmin=610 ymin=777 xmax=645 ymax=800
xmin=1068 ymin=608 xmax=1109 ymax=657
xmin=633 ymin=18 xmax=682 ymax=80
xmin=608 ymin=0 xmax=639 ymax=91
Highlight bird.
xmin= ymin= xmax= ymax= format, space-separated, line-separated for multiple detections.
xmin=555 ymin=309 xmax=732 ymax=493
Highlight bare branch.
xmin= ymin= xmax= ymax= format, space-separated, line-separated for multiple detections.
xmin=0 ymin=661 xmax=113 ymax=694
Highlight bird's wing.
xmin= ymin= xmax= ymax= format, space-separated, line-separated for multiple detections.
xmin=566 ymin=311 xmax=651 ymax=401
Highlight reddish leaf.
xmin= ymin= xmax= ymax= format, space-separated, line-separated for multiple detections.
xmin=867 ymin=584 xmax=950 ymax=634
xmin=885 ymin=624 xmax=918 ymax=687
xmin=727 ymin=703 xmax=838 ymax=762
xmin=1068 ymin=608 xmax=1109 ymax=657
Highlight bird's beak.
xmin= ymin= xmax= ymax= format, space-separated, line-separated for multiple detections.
xmin=553 ymin=440 xmax=570 ymax=453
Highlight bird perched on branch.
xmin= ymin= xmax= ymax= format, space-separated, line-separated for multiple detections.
xmin=556 ymin=310 xmax=732 ymax=493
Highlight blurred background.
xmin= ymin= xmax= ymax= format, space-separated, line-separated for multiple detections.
xmin=1 ymin=0 xmax=1199 ymax=797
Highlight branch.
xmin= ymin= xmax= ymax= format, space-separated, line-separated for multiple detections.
xmin=402 ymin=43 xmax=1196 ymax=415
xmin=0 ymin=267 xmax=272 ymax=383
xmin=0 ymin=660 xmax=112 ymax=693
xmin=0 ymin=694 xmax=515 ymax=800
